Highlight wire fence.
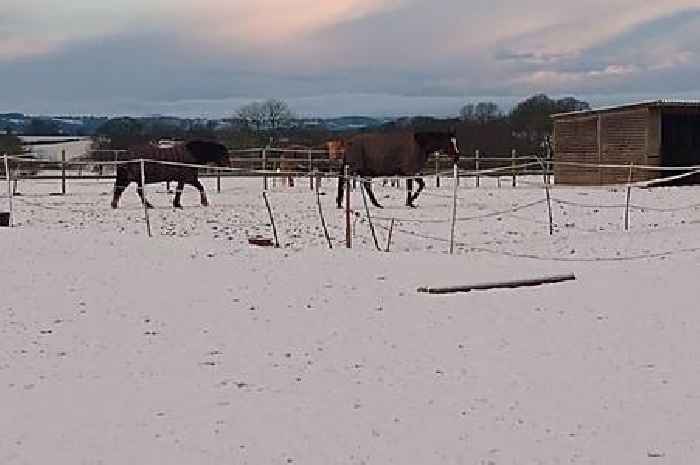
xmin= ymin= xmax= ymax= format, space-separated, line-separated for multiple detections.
xmin=3 ymin=149 xmax=700 ymax=262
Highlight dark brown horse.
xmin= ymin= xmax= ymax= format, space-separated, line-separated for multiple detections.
xmin=111 ymin=140 xmax=229 ymax=209
xmin=337 ymin=130 xmax=459 ymax=208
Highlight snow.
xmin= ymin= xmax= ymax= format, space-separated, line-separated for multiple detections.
xmin=2 ymin=175 xmax=700 ymax=464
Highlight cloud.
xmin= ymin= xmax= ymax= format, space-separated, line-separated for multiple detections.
xmin=1 ymin=1 xmax=700 ymax=115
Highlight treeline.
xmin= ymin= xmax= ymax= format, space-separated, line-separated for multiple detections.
xmin=380 ymin=94 xmax=590 ymax=156
xmin=91 ymin=93 xmax=590 ymax=156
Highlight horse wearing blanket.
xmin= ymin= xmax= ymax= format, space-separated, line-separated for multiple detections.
xmin=111 ymin=140 xmax=229 ymax=209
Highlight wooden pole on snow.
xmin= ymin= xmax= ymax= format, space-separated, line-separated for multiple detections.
xmin=263 ymin=191 xmax=280 ymax=248
xmin=140 ymin=159 xmax=152 ymax=238
xmin=345 ymin=165 xmax=351 ymax=249
xmin=61 ymin=149 xmax=66 ymax=195
xmin=360 ymin=181 xmax=381 ymax=251
xmin=4 ymin=153 xmax=14 ymax=227
xmin=625 ymin=163 xmax=634 ymax=231
xmin=315 ymin=177 xmax=333 ymax=249
xmin=449 ymin=163 xmax=458 ymax=254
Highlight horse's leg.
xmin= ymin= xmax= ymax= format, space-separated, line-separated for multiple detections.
xmin=363 ymin=180 xmax=383 ymax=209
xmin=192 ymin=178 xmax=209 ymax=206
xmin=406 ymin=178 xmax=414 ymax=207
xmin=408 ymin=177 xmax=425 ymax=207
xmin=111 ymin=168 xmax=129 ymax=209
xmin=173 ymin=180 xmax=185 ymax=208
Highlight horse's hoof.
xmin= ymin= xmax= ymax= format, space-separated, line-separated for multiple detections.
xmin=407 ymin=203 xmax=417 ymax=209
xmin=201 ymin=201 xmax=209 ymax=207
xmin=111 ymin=203 xmax=118 ymax=209
xmin=173 ymin=204 xmax=183 ymax=210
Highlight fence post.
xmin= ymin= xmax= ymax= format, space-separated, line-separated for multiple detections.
xmin=263 ymin=191 xmax=280 ymax=248
xmin=308 ymin=149 xmax=314 ymax=190
xmin=545 ymin=136 xmax=552 ymax=185
xmin=61 ymin=149 xmax=66 ymax=195
xmin=4 ymin=154 xmax=13 ymax=227
xmin=511 ymin=149 xmax=517 ymax=187
xmin=315 ymin=177 xmax=333 ymax=249
xmin=345 ymin=165 xmax=352 ymax=249
xmin=140 ymin=159 xmax=152 ymax=238
xmin=449 ymin=163 xmax=458 ymax=254
xmin=540 ymin=157 xmax=553 ymax=236
xmin=435 ymin=153 xmax=440 ymax=188
xmin=385 ymin=218 xmax=395 ymax=253
xmin=360 ymin=181 xmax=381 ymax=251
xmin=217 ymin=170 xmax=221 ymax=193
xmin=262 ymin=147 xmax=268 ymax=191
xmin=625 ymin=163 xmax=634 ymax=231
xmin=475 ymin=149 xmax=480 ymax=188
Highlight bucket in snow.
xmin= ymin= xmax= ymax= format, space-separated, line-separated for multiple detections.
xmin=0 ymin=212 xmax=9 ymax=227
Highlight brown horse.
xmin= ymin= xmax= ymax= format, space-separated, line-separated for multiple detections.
xmin=337 ymin=130 xmax=459 ymax=208
xmin=111 ymin=140 xmax=229 ymax=209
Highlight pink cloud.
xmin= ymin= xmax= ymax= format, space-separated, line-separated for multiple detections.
xmin=0 ymin=38 xmax=56 ymax=61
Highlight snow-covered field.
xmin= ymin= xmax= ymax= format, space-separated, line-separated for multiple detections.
xmin=3 ymin=176 xmax=700 ymax=464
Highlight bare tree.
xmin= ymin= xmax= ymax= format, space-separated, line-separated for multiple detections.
xmin=460 ymin=102 xmax=501 ymax=123
xmin=237 ymin=101 xmax=266 ymax=131
xmin=474 ymin=102 xmax=502 ymax=123
xmin=262 ymin=99 xmax=295 ymax=130
xmin=459 ymin=103 xmax=476 ymax=122
xmin=236 ymin=99 xmax=295 ymax=131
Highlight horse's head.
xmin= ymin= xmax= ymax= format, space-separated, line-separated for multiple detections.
xmin=185 ymin=140 xmax=230 ymax=166
xmin=414 ymin=129 xmax=460 ymax=161
xmin=326 ymin=140 xmax=347 ymax=160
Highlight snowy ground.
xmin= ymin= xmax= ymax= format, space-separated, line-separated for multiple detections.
xmin=2 ymin=175 xmax=700 ymax=464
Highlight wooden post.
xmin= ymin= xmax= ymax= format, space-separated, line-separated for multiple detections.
xmin=361 ymin=181 xmax=381 ymax=251
xmin=435 ymin=154 xmax=440 ymax=188
xmin=217 ymin=171 xmax=221 ymax=193
xmin=140 ymin=159 xmax=152 ymax=238
xmin=541 ymin=158 xmax=553 ymax=236
xmin=511 ymin=149 xmax=517 ymax=187
xmin=262 ymin=147 xmax=268 ymax=191
xmin=308 ymin=149 xmax=313 ymax=190
xmin=61 ymin=149 xmax=66 ymax=195
xmin=4 ymin=154 xmax=14 ymax=227
xmin=545 ymin=136 xmax=553 ymax=185
xmin=345 ymin=165 xmax=351 ymax=249
xmin=263 ymin=191 xmax=280 ymax=248
xmin=316 ymin=178 xmax=333 ymax=249
xmin=625 ymin=164 xmax=633 ymax=231
xmin=385 ymin=218 xmax=395 ymax=253
xmin=418 ymin=273 xmax=576 ymax=294
xmin=475 ymin=149 xmax=480 ymax=188
xmin=449 ymin=163 xmax=458 ymax=254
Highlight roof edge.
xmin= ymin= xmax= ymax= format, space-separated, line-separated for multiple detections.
xmin=552 ymin=99 xmax=700 ymax=119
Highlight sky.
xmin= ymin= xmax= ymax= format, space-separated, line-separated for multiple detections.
xmin=2 ymin=0 xmax=700 ymax=118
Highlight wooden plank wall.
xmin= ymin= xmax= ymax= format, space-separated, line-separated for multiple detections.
xmin=553 ymin=116 xmax=599 ymax=184
xmin=600 ymin=108 xmax=649 ymax=184
xmin=554 ymin=107 xmax=662 ymax=185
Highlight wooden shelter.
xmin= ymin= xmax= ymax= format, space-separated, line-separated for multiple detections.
xmin=552 ymin=100 xmax=700 ymax=185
